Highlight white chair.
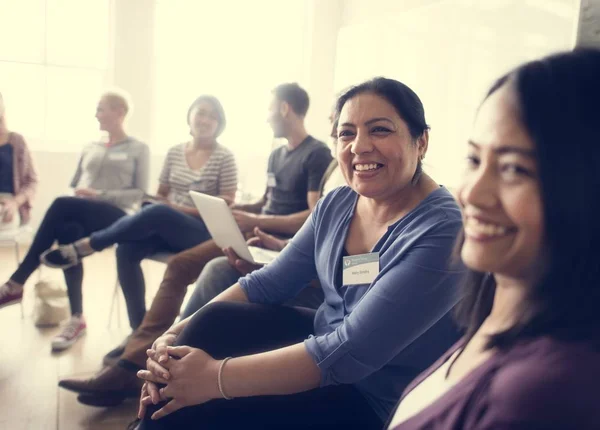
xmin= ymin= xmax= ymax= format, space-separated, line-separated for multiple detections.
xmin=0 ymin=225 xmax=32 ymax=318
xmin=108 ymin=251 xmax=174 ymax=328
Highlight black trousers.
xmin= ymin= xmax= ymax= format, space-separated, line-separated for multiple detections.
xmin=10 ymin=196 xmax=126 ymax=315
xmin=138 ymin=302 xmax=383 ymax=430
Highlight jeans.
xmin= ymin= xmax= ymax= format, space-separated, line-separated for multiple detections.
xmin=10 ymin=196 xmax=126 ymax=315
xmin=89 ymin=203 xmax=212 ymax=329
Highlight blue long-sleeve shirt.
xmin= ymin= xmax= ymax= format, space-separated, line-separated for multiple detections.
xmin=239 ymin=186 xmax=465 ymax=420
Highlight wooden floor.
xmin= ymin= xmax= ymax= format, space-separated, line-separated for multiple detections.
xmin=0 ymin=246 xmax=169 ymax=430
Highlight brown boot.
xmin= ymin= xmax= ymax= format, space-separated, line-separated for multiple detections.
xmin=58 ymin=365 xmax=142 ymax=406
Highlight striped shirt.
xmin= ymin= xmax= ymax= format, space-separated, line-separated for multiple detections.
xmin=159 ymin=142 xmax=237 ymax=208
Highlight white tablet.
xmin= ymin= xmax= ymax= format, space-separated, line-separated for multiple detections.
xmin=189 ymin=191 xmax=280 ymax=265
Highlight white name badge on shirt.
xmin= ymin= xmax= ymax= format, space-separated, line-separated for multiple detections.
xmin=108 ymin=153 xmax=128 ymax=161
xmin=267 ymin=173 xmax=277 ymax=188
xmin=342 ymin=252 xmax=380 ymax=285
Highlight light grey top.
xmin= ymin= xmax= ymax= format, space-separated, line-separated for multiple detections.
xmin=70 ymin=137 xmax=150 ymax=212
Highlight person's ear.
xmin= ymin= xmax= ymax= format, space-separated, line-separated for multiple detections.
xmin=417 ymin=130 xmax=429 ymax=160
xmin=279 ymin=101 xmax=290 ymax=118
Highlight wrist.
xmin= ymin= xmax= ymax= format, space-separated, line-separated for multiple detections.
xmin=254 ymin=214 xmax=265 ymax=230
xmin=216 ymin=357 xmax=234 ymax=400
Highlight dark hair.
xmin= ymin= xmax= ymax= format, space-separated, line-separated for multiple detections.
xmin=456 ymin=49 xmax=600 ymax=348
xmin=333 ymin=77 xmax=430 ymax=182
xmin=272 ymin=83 xmax=310 ymax=117
xmin=187 ymin=95 xmax=226 ymax=137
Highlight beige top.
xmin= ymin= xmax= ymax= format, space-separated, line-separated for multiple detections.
xmin=388 ymin=350 xmax=461 ymax=428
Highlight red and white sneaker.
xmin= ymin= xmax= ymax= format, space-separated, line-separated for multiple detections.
xmin=51 ymin=315 xmax=87 ymax=351
xmin=0 ymin=282 xmax=23 ymax=310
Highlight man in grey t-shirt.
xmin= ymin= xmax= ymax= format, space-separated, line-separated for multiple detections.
xmin=231 ymin=82 xmax=332 ymax=236
xmin=263 ymin=135 xmax=332 ymax=216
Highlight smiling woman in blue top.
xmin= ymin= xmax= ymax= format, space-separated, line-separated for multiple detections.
xmin=133 ymin=78 xmax=465 ymax=430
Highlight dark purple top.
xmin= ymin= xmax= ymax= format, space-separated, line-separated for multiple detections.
xmin=389 ymin=335 xmax=600 ymax=429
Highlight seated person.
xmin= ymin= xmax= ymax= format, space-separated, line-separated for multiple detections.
xmin=0 ymin=91 xmax=38 ymax=232
xmin=42 ymin=95 xmax=238 ymax=333
xmin=57 ymin=83 xmax=333 ymax=405
xmin=387 ymin=49 xmax=600 ymax=429
xmin=131 ymin=77 xmax=466 ymax=429
xmin=0 ymin=91 xmax=148 ymax=351
xmin=179 ymin=127 xmax=346 ymax=320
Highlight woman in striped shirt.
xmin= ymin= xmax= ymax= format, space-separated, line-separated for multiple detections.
xmin=42 ymin=95 xmax=238 ymax=333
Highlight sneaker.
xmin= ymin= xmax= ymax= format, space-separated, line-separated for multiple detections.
xmin=41 ymin=244 xmax=80 ymax=269
xmin=0 ymin=282 xmax=23 ymax=309
xmin=52 ymin=315 xmax=87 ymax=351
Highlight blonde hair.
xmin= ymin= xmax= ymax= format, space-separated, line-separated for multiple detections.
xmin=100 ymin=89 xmax=131 ymax=116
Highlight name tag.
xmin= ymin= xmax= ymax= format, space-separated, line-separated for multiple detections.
xmin=108 ymin=153 xmax=128 ymax=161
xmin=342 ymin=252 xmax=380 ymax=285
xmin=267 ymin=173 xmax=277 ymax=188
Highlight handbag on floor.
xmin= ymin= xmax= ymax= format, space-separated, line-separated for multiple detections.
xmin=33 ymin=279 xmax=70 ymax=327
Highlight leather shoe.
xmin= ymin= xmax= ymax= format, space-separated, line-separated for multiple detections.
xmin=59 ymin=365 xmax=142 ymax=406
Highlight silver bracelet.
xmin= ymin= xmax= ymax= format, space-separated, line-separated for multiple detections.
xmin=218 ymin=357 xmax=233 ymax=400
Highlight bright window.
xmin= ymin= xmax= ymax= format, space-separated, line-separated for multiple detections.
xmin=0 ymin=0 xmax=112 ymax=151
xmin=153 ymin=0 xmax=308 ymax=199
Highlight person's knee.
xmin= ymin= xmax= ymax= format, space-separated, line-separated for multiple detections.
xmin=47 ymin=196 xmax=75 ymax=216
xmin=163 ymin=242 xmax=220 ymax=280
xmin=188 ymin=301 xmax=239 ymax=330
xmin=139 ymin=203 xmax=174 ymax=221
xmin=205 ymin=256 xmax=232 ymax=273
xmin=197 ymin=257 xmax=239 ymax=294
xmin=164 ymin=250 xmax=188 ymax=273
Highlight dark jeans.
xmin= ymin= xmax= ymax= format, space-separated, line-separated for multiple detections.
xmin=90 ymin=204 xmax=212 ymax=329
xmin=138 ymin=302 xmax=383 ymax=430
xmin=10 ymin=196 xmax=126 ymax=315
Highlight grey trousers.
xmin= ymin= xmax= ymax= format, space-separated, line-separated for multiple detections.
xmin=181 ymin=256 xmax=325 ymax=319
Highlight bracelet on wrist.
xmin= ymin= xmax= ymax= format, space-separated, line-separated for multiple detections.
xmin=218 ymin=357 xmax=233 ymax=400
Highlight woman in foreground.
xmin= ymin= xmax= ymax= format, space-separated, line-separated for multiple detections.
xmin=388 ymin=49 xmax=600 ymax=429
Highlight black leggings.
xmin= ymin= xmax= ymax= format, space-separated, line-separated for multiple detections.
xmin=10 ymin=196 xmax=126 ymax=315
xmin=138 ymin=302 xmax=383 ymax=430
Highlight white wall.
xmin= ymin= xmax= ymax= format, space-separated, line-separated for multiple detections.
xmin=302 ymin=0 xmax=344 ymax=141
xmin=342 ymin=0 xmax=444 ymax=26
xmin=335 ymin=0 xmax=579 ymax=189
xmin=113 ymin=0 xmax=155 ymax=147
